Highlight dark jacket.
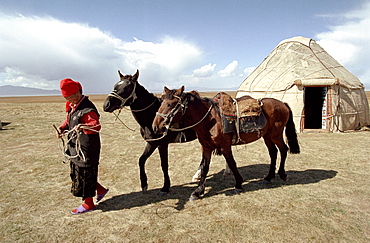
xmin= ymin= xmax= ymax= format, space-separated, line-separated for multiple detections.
xmin=67 ymin=97 xmax=100 ymax=167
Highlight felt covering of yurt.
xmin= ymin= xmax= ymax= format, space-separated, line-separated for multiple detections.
xmin=237 ymin=36 xmax=370 ymax=132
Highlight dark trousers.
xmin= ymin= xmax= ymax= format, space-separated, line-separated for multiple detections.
xmin=70 ymin=162 xmax=98 ymax=199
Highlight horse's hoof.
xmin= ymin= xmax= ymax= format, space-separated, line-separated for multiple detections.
xmin=281 ymin=175 xmax=289 ymax=181
xmin=223 ymin=172 xmax=231 ymax=176
xmin=191 ymin=177 xmax=200 ymax=182
xmin=189 ymin=195 xmax=199 ymax=202
xmin=234 ymin=188 xmax=243 ymax=194
xmin=158 ymin=191 xmax=169 ymax=196
xmin=262 ymin=180 xmax=271 ymax=184
xmin=142 ymin=186 xmax=148 ymax=192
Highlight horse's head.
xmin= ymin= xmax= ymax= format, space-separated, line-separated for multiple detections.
xmin=152 ymin=86 xmax=186 ymax=134
xmin=103 ymin=70 xmax=139 ymax=112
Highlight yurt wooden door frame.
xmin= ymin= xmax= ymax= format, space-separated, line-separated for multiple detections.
xmin=302 ymin=86 xmax=331 ymax=132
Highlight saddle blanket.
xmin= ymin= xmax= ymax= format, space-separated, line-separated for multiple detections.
xmin=222 ymin=112 xmax=267 ymax=134
xmin=214 ymin=92 xmax=267 ymax=134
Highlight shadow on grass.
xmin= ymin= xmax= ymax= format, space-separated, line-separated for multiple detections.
xmin=99 ymin=164 xmax=337 ymax=212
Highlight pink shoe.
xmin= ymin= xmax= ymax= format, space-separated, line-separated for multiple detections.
xmin=96 ymin=189 xmax=109 ymax=203
xmin=71 ymin=205 xmax=95 ymax=215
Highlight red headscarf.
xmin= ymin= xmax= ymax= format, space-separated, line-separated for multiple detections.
xmin=60 ymin=78 xmax=82 ymax=98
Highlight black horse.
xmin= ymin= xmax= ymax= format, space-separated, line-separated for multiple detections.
xmin=103 ymin=70 xmax=197 ymax=194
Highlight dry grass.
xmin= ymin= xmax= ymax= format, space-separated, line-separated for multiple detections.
xmin=0 ymin=93 xmax=370 ymax=242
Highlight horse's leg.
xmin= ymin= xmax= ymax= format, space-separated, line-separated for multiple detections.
xmin=223 ymin=163 xmax=231 ymax=178
xmin=262 ymin=134 xmax=278 ymax=183
xmin=271 ymin=137 xmax=289 ymax=181
xmin=139 ymin=142 xmax=158 ymax=191
xmin=158 ymin=144 xmax=171 ymax=195
xmin=222 ymin=148 xmax=243 ymax=192
xmin=192 ymin=164 xmax=202 ymax=182
xmin=192 ymin=160 xmax=228 ymax=182
xmin=190 ymin=147 xmax=212 ymax=201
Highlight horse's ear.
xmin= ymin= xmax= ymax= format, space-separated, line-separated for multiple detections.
xmin=118 ymin=70 xmax=124 ymax=79
xmin=175 ymin=86 xmax=185 ymax=95
xmin=132 ymin=69 xmax=139 ymax=82
xmin=164 ymin=86 xmax=170 ymax=93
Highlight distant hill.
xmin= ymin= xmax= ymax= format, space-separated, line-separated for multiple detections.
xmin=0 ymin=85 xmax=240 ymax=97
xmin=185 ymin=86 xmax=239 ymax=92
xmin=0 ymin=85 xmax=59 ymax=96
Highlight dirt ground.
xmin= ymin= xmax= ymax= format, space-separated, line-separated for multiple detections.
xmin=0 ymin=92 xmax=369 ymax=242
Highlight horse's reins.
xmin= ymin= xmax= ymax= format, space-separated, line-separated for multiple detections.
xmin=149 ymin=94 xmax=213 ymax=142
xmin=167 ymin=95 xmax=213 ymax=132
xmin=108 ymin=81 xmax=157 ymax=131
xmin=107 ymin=81 xmax=137 ymax=109
xmin=145 ymin=95 xmax=187 ymax=142
xmin=155 ymin=94 xmax=187 ymax=127
xmin=54 ymin=124 xmax=101 ymax=163
xmin=110 ymin=110 xmax=136 ymax=131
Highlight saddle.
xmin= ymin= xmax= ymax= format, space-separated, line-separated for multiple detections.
xmin=214 ymin=92 xmax=267 ymax=142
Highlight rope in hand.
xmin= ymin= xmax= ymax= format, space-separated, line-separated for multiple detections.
xmin=53 ymin=107 xmax=143 ymax=162
xmin=53 ymin=124 xmax=101 ymax=163
xmin=112 ymin=110 xmax=136 ymax=132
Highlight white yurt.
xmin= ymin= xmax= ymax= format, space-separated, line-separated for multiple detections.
xmin=237 ymin=36 xmax=370 ymax=132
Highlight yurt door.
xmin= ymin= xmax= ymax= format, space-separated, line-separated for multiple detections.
xmin=304 ymin=87 xmax=328 ymax=129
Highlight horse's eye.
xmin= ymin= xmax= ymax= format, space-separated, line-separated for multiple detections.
xmin=167 ymin=103 xmax=171 ymax=108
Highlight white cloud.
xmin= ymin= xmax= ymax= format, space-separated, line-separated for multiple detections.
xmin=316 ymin=2 xmax=370 ymax=89
xmin=120 ymin=37 xmax=203 ymax=89
xmin=192 ymin=63 xmax=216 ymax=78
xmin=0 ymin=14 xmax=203 ymax=93
xmin=218 ymin=60 xmax=239 ymax=78
xmin=243 ymin=67 xmax=255 ymax=77
xmin=0 ymin=14 xmax=124 ymax=93
xmin=174 ymin=61 xmax=247 ymax=90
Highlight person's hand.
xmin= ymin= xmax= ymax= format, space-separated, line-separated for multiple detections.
xmin=73 ymin=124 xmax=84 ymax=132
xmin=55 ymin=127 xmax=63 ymax=138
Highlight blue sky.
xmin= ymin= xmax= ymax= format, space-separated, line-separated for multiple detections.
xmin=0 ymin=0 xmax=369 ymax=94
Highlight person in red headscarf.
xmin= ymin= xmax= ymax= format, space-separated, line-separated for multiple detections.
xmin=56 ymin=78 xmax=109 ymax=215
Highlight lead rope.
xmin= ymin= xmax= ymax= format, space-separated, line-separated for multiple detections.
xmin=112 ymin=110 xmax=136 ymax=131
xmin=169 ymin=103 xmax=213 ymax=132
xmin=111 ymin=96 xmax=157 ymax=132
xmin=56 ymin=124 xmax=101 ymax=163
xmin=144 ymin=130 xmax=169 ymax=142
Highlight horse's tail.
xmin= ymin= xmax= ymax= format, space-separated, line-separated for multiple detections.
xmin=284 ymin=103 xmax=300 ymax=154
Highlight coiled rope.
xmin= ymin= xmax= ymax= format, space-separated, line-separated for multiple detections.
xmin=55 ymin=124 xmax=101 ymax=163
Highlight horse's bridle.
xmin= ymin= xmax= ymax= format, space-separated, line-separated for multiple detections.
xmin=107 ymin=81 xmax=137 ymax=109
xmin=155 ymin=94 xmax=214 ymax=132
xmin=155 ymin=94 xmax=188 ymax=130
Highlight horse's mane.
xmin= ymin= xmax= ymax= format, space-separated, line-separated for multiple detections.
xmin=188 ymin=90 xmax=200 ymax=98
xmin=187 ymin=90 xmax=213 ymax=103
xmin=163 ymin=89 xmax=213 ymax=104
xmin=186 ymin=90 xmax=221 ymax=156
xmin=132 ymin=78 xmax=158 ymax=100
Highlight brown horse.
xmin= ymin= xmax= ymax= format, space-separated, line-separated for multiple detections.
xmin=152 ymin=86 xmax=300 ymax=201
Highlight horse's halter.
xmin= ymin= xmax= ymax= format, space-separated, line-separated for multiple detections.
xmin=156 ymin=94 xmax=188 ymax=130
xmin=108 ymin=80 xmax=137 ymax=110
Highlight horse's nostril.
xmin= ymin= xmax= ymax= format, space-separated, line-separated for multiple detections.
xmin=163 ymin=119 xmax=168 ymax=126
xmin=103 ymin=100 xmax=111 ymax=112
